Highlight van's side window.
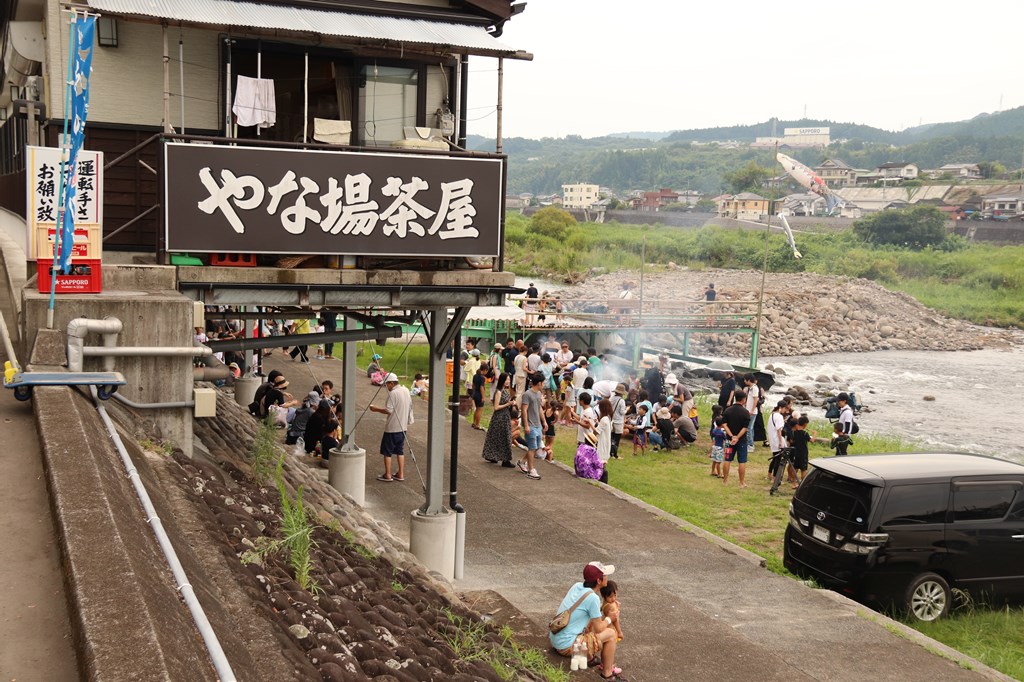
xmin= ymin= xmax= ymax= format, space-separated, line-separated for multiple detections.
xmin=879 ymin=484 xmax=947 ymax=526
xmin=1011 ymin=495 xmax=1024 ymax=521
xmin=954 ymin=486 xmax=1017 ymax=522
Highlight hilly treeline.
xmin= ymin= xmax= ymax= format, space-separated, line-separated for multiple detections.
xmin=478 ymin=107 xmax=1024 ymax=196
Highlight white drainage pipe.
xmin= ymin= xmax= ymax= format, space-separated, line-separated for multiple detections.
xmin=67 ymin=317 xmax=123 ymax=372
xmin=90 ymin=385 xmax=237 ymax=681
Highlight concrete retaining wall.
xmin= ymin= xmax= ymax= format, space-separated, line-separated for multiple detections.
xmin=21 ymin=286 xmax=195 ymax=454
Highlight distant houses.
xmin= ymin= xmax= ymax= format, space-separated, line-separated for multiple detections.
xmin=815 ymin=158 xmax=858 ymax=187
xmin=561 ymin=183 xmax=599 ymax=209
xmin=630 ymin=188 xmax=679 ymax=212
xmin=716 ymin=192 xmax=771 ymax=220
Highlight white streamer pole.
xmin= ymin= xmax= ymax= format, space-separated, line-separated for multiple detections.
xmin=178 ymin=32 xmax=185 ymax=134
xmin=303 ymin=50 xmax=308 ymax=143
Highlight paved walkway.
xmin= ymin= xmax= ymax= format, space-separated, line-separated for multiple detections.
xmin=264 ymin=353 xmax=1007 ymax=682
xmin=0 ymin=238 xmax=78 ymax=681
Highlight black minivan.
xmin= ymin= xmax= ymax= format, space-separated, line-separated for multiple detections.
xmin=784 ymin=452 xmax=1024 ymax=621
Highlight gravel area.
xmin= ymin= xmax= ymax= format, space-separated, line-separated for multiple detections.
xmin=552 ymin=269 xmax=1017 ymax=357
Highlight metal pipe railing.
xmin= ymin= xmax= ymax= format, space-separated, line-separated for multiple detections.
xmin=90 ymin=386 xmax=236 ymax=681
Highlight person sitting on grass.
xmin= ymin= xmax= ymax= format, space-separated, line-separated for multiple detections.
xmin=549 ymin=562 xmax=625 ymax=681
xmin=669 ymin=404 xmax=697 ymax=447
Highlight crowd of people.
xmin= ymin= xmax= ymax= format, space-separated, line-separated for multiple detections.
xmin=471 ymin=336 xmax=720 ymax=484
xmin=466 ymin=335 xmax=859 ymax=491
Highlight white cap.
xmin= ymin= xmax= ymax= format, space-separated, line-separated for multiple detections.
xmin=384 ymin=373 xmax=399 ymax=383
xmin=665 ymin=373 xmax=678 ymax=385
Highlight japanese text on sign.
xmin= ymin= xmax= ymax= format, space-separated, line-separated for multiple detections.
xmin=197 ymin=169 xmax=478 ymax=241
xmin=164 ymin=143 xmax=503 ymax=258
xmin=26 ymin=145 xmax=103 ymax=260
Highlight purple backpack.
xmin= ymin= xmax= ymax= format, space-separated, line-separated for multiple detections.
xmin=574 ymin=443 xmax=604 ymax=481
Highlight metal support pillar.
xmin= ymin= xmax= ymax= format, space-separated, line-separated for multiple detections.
xmin=749 ymin=330 xmax=760 ymax=370
xmin=422 ymin=309 xmax=449 ymax=515
xmin=341 ymin=315 xmax=357 ymax=448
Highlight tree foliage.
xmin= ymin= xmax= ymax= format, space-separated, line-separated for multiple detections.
xmin=528 ymin=206 xmax=576 ymax=240
xmin=694 ymin=197 xmax=718 ymax=213
xmin=723 ymin=161 xmax=771 ymax=194
xmin=852 ymin=205 xmax=948 ymax=249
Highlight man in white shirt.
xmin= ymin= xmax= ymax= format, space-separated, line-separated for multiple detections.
xmin=743 ymin=374 xmax=761 ymax=450
xmin=572 ymin=357 xmax=589 ymax=390
xmin=767 ymin=400 xmax=793 ymax=485
xmin=573 ymin=392 xmax=597 ymax=445
xmin=369 ymin=373 xmax=413 ymax=482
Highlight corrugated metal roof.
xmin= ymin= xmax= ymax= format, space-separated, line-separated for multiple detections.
xmin=87 ymin=0 xmax=518 ymax=55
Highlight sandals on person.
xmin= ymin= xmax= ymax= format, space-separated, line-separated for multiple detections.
xmin=600 ymin=664 xmax=623 ymax=676
xmin=394 ymin=476 xmax=405 ymax=482
xmin=376 ymin=474 xmax=393 ymax=482
xmin=601 ymin=673 xmax=628 ymax=681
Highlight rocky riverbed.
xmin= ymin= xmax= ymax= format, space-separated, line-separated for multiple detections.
xmin=552 ymin=270 xmax=1018 ymax=358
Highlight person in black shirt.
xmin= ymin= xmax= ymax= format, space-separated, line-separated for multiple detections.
xmin=321 ymin=311 xmax=338 ymax=359
xmin=501 ymin=338 xmax=518 ymax=376
xmin=717 ymin=371 xmax=736 ymax=409
xmin=722 ymin=389 xmax=751 ymax=487
xmin=829 ymin=422 xmax=853 ymax=457
xmin=304 ymin=399 xmax=335 ymax=454
xmin=790 ymin=416 xmax=818 ymax=486
xmin=702 ymin=283 xmax=717 ymax=326
xmin=643 ymin=365 xmax=663 ymax=402
xmin=471 ymin=365 xmax=487 ymax=430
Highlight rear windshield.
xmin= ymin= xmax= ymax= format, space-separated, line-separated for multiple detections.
xmin=796 ymin=469 xmax=874 ymax=529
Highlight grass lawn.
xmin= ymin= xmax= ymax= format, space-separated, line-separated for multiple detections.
xmin=333 ymin=338 xmax=433 ymax=382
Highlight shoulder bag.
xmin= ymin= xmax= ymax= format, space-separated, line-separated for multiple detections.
xmin=549 ymin=591 xmax=593 ymax=633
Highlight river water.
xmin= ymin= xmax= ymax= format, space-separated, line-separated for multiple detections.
xmin=762 ymin=343 xmax=1024 ymax=463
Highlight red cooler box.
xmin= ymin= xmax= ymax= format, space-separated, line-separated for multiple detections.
xmin=37 ymin=259 xmax=102 ymax=294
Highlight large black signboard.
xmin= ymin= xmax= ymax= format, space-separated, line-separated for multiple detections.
xmin=164 ymin=142 xmax=504 ymax=257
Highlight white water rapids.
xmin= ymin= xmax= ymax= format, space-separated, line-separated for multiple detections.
xmin=763 ymin=343 xmax=1024 ymax=463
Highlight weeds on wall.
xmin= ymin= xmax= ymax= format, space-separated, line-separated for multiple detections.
xmin=240 ymin=456 xmax=320 ymax=593
xmin=248 ymin=417 xmax=279 ymax=485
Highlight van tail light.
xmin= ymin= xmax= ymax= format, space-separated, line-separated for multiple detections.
xmin=840 ymin=532 xmax=888 ymax=554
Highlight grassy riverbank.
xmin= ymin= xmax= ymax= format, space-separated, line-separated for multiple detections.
xmin=504 ymin=213 xmax=1024 ymax=329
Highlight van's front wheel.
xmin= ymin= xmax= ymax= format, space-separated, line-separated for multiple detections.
xmin=904 ymin=572 xmax=950 ymax=622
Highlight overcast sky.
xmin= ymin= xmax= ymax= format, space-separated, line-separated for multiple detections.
xmin=467 ymin=1 xmax=1024 ymax=140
